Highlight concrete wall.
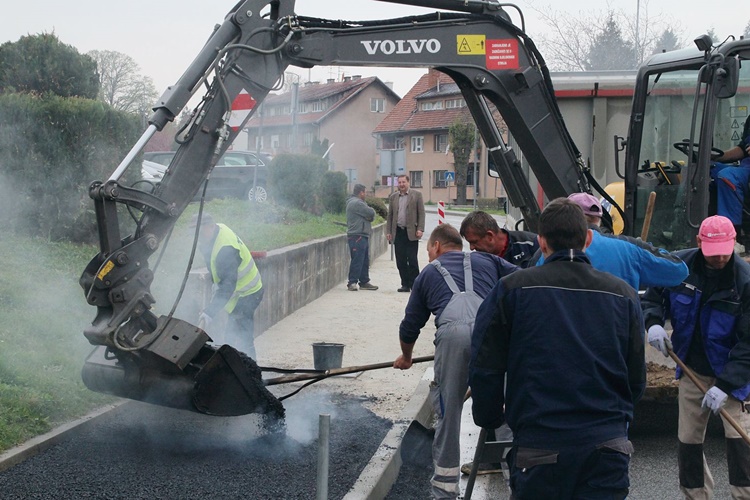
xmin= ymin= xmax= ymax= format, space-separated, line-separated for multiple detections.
xmin=255 ymin=222 xmax=387 ymax=332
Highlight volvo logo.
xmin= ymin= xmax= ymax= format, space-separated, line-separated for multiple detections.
xmin=360 ymin=39 xmax=441 ymax=56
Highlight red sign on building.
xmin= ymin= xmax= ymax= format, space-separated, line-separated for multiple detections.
xmin=486 ymin=39 xmax=519 ymax=70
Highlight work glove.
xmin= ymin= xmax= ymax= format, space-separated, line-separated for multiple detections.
xmin=647 ymin=325 xmax=672 ymax=357
xmin=199 ymin=312 xmax=212 ymax=328
xmin=702 ymin=386 xmax=728 ymax=414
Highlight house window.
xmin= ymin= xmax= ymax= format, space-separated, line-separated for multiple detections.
xmin=395 ymin=137 xmax=405 ymax=150
xmin=371 ymin=98 xmax=385 ymax=113
xmin=434 ymin=170 xmax=447 ymax=188
xmin=411 ymin=171 xmax=423 ymax=188
xmin=420 ymin=101 xmax=444 ymax=111
xmin=303 ymin=132 xmax=314 ymax=146
xmin=311 ymin=101 xmax=325 ymax=112
xmin=411 ymin=136 xmax=424 ymax=153
xmin=434 ymin=134 xmax=449 ymax=153
xmin=271 ymin=135 xmax=280 ymax=149
xmin=466 ymin=164 xmax=480 ymax=187
xmin=445 ymin=98 xmax=465 ymax=109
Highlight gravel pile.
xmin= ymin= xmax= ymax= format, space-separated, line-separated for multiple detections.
xmin=0 ymin=390 xmax=390 ymax=499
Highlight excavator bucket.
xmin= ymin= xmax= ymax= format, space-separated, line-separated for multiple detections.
xmin=81 ymin=316 xmax=284 ymax=419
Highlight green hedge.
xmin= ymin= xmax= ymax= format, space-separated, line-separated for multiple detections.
xmin=0 ymin=92 xmax=141 ymax=242
xmin=268 ymin=153 xmax=329 ymax=213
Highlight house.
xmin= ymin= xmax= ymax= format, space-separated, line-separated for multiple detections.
xmin=241 ymin=75 xmax=400 ymax=190
xmin=372 ymin=68 xmax=504 ymax=204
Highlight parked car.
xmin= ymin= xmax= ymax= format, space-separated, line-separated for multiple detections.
xmin=141 ymin=150 xmax=270 ymax=202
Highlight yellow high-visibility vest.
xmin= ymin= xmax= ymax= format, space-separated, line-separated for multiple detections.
xmin=210 ymin=224 xmax=262 ymax=313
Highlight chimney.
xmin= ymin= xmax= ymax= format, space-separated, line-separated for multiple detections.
xmin=343 ymin=76 xmax=351 ymax=82
xmin=352 ymin=75 xmax=361 ymax=80
xmin=428 ymin=68 xmax=440 ymax=90
xmin=327 ymin=78 xmax=335 ymax=84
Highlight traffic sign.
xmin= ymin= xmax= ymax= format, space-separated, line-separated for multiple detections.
xmin=444 ymin=171 xmax=455 ymax=182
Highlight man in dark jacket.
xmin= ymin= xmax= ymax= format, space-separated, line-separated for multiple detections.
xmin=643 ymin=214 xmax=750 ymax=498
xmin=393 ymin=223 xmax=516 ymax=499
xmin=459 ymin=210 xmax=538 ymax=268
xmin=469 ymin=198 xmax=645 ymax=499
xmin=346 ymin=184 xmax=378 ymax=291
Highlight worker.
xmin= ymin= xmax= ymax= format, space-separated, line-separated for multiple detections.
xmin=386 ymin=174 xmax=426 ymax=292
xmin=458 ymin=209 xmax=536 ymax=476
xmin=459 ymin=210 xmax=539 ymax=268
xmin=469 ymin=197 xmax=645 ymax=498
xmin=346 ymin=183 xmax=378 ymax=291
xmin=643 ymin=215 xmax=750 ymax=499
xmin=535 ymin=192 xmax=688 ymax=290
xmin=393 ymin=223 xmax=516 ymax=499
xmin=192 ymin=212 xmax=264 ymax=359
xmin=712 ymin=115 xmax=750 ymax=245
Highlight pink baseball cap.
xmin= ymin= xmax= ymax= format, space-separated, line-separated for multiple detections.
xmin=567 ymin=192 xmax=602 ymax=217
xmin=698 ymin=215 xmax=736 ymax=256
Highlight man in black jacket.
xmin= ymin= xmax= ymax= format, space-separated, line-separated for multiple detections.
xmin=469 ymin=198 xmax=645 ymax=499
xmin=459 ymin=210 xmax=538 ymax=268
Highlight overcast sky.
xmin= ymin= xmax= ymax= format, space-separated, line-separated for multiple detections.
xmin=1 ymin=0 xmax=745 ymax=97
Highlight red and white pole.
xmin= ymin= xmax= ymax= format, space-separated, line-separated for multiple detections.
xmin=438 ymin=201 xmax=445 ymax=224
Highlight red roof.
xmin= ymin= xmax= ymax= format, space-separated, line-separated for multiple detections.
xmin=373 ymin=69 xmax=463 ymax=134
xmin=246 ymin=76 xmax=398 ymax=128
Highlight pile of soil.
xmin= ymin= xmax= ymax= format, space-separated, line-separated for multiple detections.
xmin=645 ymin=362 xmax=678 ymax=400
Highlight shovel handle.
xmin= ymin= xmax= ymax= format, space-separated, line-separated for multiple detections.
xmin=263 ymin=355 xmax=435 ymax=386
xmin=668 ymin=349 xmax=750 ymax=446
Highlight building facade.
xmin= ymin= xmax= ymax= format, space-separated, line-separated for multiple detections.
xmin=241 ymin=75 xmax=400 ymax=191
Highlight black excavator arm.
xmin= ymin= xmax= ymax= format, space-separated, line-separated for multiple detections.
xmin=79 ymin=0 xmax=587 ymax=415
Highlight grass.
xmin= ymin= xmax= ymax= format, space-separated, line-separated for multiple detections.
xmin=0 ymin=199 xmax=357 ymax=452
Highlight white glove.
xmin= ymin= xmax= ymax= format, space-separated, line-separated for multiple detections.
xmin=647 ymin=325 xmax=672 ymax=357
xmin=199 ymin=312 xmax=212 ymax=327
xmin=702 ymin=386 xmax=728 ymax=414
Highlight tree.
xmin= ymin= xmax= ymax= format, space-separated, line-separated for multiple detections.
xmin=745 ymin=21 xmax=750 ymax=39
xmin=87 ymin=50 xmax=158 ymax=116
xmin=585 ymin=14 xmax=637 ymax=70
xmin=0 ymin=33 xmax=99 ymax=98
xmin=449 ymin=117 xmax=475 ymax=205
xmin=651 ymin=28 xmax=682 ymax=55
xmin=527 ymin=1 xmax=682 ymax=71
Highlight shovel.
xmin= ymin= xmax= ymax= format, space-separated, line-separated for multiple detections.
xmin=668 ymin=349 xmax=750 ymax=446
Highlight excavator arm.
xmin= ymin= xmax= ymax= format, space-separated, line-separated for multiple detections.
xmin=79 ymin=0 xmax=587 ymax=415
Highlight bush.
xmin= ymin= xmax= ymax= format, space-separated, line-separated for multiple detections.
xmin=366 ymin=196 xmax=388 ymax=219
xmin=320 ymin=170 xmax=347 ymax=213
xmin=0 ymin=92 xmax=141 ymax=242
xmin=268 ymin=153 xmax=328 ymax=213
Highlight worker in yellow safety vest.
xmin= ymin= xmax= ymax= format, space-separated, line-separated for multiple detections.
xmin=192 ymin=212 xmax=264 ymax=359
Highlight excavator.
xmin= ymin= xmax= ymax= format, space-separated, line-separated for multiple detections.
xmin=78 ymin=0 xmax=750 ymax=415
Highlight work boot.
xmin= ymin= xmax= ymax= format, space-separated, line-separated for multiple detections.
xmin=359 ymin=282 xmax=378 ymax=290
xmin=347 ymin=283 xmax=358 ymax=291
xmin=460 ymin=461 xmax=504 ymax=476
xmin=397 ymin=286 xmax=411 ymax=293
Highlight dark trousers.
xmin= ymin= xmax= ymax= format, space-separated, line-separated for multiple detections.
xmin=227 ymin=288 xmax=264 ymax=360
xmin=347 ymin=235 xmax=370 ymax=285
xmin=507 ymin=437 xmax=631 ymax=499
xmin=395 ymin=226 xmax=419 ymax=288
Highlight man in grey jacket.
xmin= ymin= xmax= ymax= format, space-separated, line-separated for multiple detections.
xmin=346 ymin=184 xmax=378 ymax=291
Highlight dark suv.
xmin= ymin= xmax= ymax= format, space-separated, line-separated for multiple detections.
xmin=141 ymin=150 xmax=271 ymax=202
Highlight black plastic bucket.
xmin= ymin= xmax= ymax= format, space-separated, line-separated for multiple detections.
xmin=312 ymin=342 xmax=345 ymax=370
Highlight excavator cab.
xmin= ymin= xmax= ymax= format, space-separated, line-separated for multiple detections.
xmin=625 ymin=43 xmax=750 ymax=250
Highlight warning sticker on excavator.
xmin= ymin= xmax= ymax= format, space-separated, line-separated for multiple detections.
xmin=486 ymin=39 xmax=519 ymax=70
xmin=457 ymin=35 xmax=486 ymax=55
